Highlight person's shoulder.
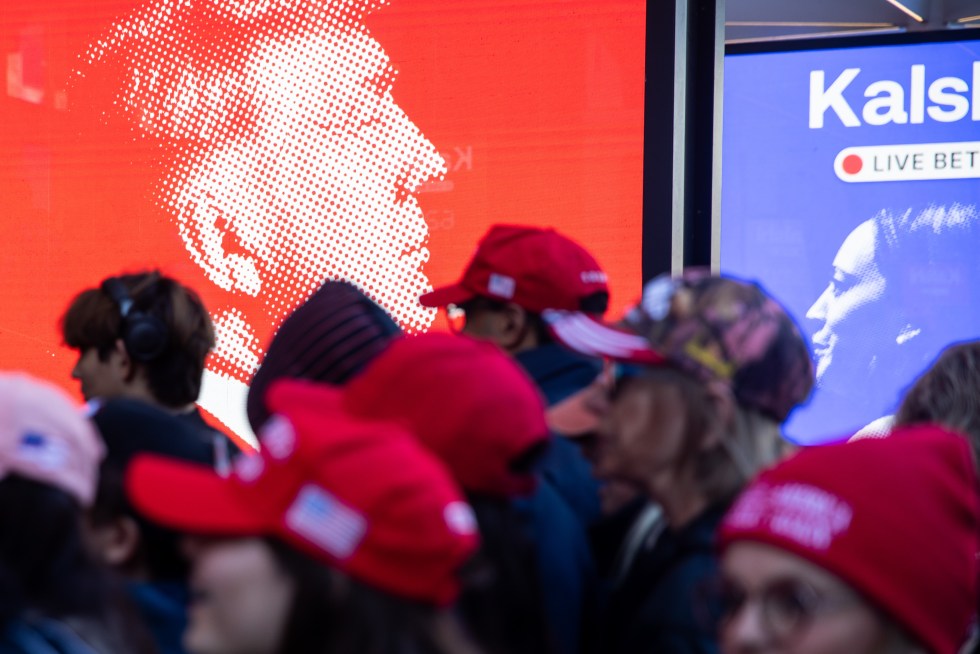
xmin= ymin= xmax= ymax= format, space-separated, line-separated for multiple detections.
xmin=178 ymin=407 xmax=245 ymax=456
xmin=515 ymin=344 xmax=602 ymax=405
xmin=1 ymin=616 xmax=102 ymax=654
xmin=622 ymin=554 xmax=720 ymax=653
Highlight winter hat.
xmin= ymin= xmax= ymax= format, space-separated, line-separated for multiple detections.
xmin=719 ymin=424 xmax=980 ymax=654
xmin=247 ymin=280 xmax=401 ymax=431
xmin=0 ymin=373 xmax=104 ymax=506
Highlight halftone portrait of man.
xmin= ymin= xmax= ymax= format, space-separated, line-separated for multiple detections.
xmin=39 ymin=0 xmax=445 ymax=434
xmin=74 ymin=0 xmax=445 ymax=360
xmin=1 ymin=0 xmax=646 ymax=440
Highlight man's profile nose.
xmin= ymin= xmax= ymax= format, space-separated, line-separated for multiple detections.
xmin=387 ymin=102 xmax=447 ymax=189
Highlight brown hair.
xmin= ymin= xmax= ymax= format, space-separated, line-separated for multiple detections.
xmin=639 ymin=368 xmax=784 ymax=506
xmin=61 ymin=271 xmax=215 ymax=407
xmin=267 ymin=538 xmax=482 ymax=654
xmin=895 ymin=340 xmax=980 ymax=471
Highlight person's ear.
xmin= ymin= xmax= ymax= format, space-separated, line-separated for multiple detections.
xmin=697 ymin=379 xmax=736 ymax=452
xmin=500 ymin=302 xmax=526 ymax=334
xmin=89 ymin=515 xmax=142 ymax=568
xmin=112 ymin=338 xmax=136 ymax=383
xmin=499 ymin=303 xmax=532 ymax=350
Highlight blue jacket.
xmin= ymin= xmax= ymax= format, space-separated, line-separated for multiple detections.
xmin=0 ymin=619 xmax=97 ymax=654
xmin=514 ymin=479 xmax=598 ymax=654
xmin=515 ymin=344 xmax=602 ymax=525
xmin=128 ymin=582 xmax=190 ymax=654
xmin=515 ymin=344 xmax=602 ymax=407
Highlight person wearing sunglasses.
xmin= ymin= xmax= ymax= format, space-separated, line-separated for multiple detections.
xmin=544 ymin=271 xmax=814 ymax=654
xmin=718 ymin=423 xmax=979 ymax=654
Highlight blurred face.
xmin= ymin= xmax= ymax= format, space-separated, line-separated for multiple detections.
xmin=452 ymin=298 xmax=533 ymax=353
xmin=586 ymin=373 xmax=690 ymax=499
xmin=70 ymin=346 xmax=128 ymax=401
xmin=720 ymin=541 xmax=895 ymax=654
xmin=184 ymin=537 xmax=295 ymax=654
xmin=805 ymin=220 xmax=888 ymax=393
xmin=164 ymin=25 xmax=446 ymax=332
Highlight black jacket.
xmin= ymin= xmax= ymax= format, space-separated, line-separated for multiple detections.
xmin=596 ymin=503 xmax=728 ymax=654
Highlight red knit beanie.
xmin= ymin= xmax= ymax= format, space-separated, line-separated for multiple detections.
xmin=719 ymin=424 xmax=980 ymax=654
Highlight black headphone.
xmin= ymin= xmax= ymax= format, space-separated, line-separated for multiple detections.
xmin=101 ymin=276 xmax=169 ymax=362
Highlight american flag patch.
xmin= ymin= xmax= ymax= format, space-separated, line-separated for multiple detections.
xmin=488 ymin=273 xmax=516 ymax=299
xmin=285 ymin=484 xmax=367 ymax=560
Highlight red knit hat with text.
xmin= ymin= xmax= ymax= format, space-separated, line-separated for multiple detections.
xmin=127 ymin=379 xmax=479 ymax=606
xmin=419 ymin=224 xmax=609 ymax=313
xmin=719 ymin=424 xmax=980 ymax=654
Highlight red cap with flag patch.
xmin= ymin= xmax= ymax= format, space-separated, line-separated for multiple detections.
xmin=126 ymin=379 xmax=479 ymax=606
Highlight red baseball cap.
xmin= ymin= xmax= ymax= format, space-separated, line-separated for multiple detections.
xmin=720 ymin=424 xmax=980 ymax=654
xmin=126 ymin=379 xmax=479 ymax=606
xmin=287 ymin=333 xmax=551 ymax=497
xmin=419 ymin=224 xmax=610 ymax=313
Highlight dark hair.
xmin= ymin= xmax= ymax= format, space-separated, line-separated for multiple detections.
xmin=61 ymin=271 xmax=215 ymax=407
xmin=896 ymin=340 xmax=980 ymax=471
xmin=89 ymin=398 xmax=216 ymax=581
xmin=455 ymin=496 xmax=554 ymax=654
xmin=0 ymin=475 xmax=155 ymax=652
xmin=89 ymin=464 xmax=191 ymax=582
xmin=266 ymin=539 xmax=480 ymax=654
xmin=0 ymin=476 xmax=108 ymax=627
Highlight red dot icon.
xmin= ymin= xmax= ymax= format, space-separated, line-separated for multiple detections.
xmin=842 ymin=154 xmax=863 ymax=175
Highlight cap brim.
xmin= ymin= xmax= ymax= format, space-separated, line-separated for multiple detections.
xmin=542 ymin=310 xmax=666 ymax=366
xmin=418 ymin=283 xmax=475 ymax=308
xmin=126 ymin=455 xmax=267 ymax=536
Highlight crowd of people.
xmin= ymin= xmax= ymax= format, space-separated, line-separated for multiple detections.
xmin=1 ymin=223 xmax=978 ymax=654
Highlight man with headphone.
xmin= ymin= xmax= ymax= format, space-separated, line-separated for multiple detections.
xmin=60 ymin=271 xmax=240 ymax=468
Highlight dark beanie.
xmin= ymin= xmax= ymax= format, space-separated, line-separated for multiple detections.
xmin=246 ymin=281 xmax=402 ymax=432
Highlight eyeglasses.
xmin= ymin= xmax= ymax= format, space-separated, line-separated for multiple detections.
xmin=712 ymin=577 xmax=859 ymax=643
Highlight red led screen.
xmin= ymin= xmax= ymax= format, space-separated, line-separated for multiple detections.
xmin=1 ymin=0 xmax=645 ymax=442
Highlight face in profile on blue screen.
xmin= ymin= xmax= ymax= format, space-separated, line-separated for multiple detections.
xmin=721 ymin=37 xmax=980 ymax=443
xmin=805 ymin=204 xmax=978 ymax=433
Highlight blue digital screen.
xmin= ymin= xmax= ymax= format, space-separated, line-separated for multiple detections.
xmin=721 ymin=37 xmax=980 ymax=445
